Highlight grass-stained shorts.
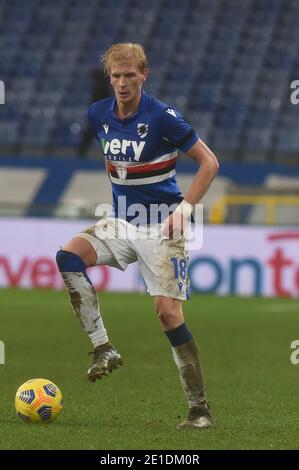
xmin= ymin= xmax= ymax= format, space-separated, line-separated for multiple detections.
xmin=76 ymin=217 xmax=190 ymax=300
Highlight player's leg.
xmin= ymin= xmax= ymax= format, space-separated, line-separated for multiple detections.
xmin=134 ymin=227 xmax=212 ymax=429
xmin=56 ymin=236 xmax=122 ymax=381
xmin=154 ymin=296 xmax=212 ymax=429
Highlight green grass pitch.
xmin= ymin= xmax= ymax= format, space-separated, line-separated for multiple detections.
xmin=0 ymin=288 xmax=298 ymax=450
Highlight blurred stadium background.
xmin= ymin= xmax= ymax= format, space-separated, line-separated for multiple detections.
xmin=0 ymin=0 xmax=298 ymax=296
xmin=1 ymin=0 xmax=299 ymax=450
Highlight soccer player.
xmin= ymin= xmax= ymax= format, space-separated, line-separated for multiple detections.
xmin=56 ymin=43 xmax=219 ymax=429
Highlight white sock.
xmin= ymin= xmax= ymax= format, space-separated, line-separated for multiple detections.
xmin=61 ymin=271 xmax=108 ymax=348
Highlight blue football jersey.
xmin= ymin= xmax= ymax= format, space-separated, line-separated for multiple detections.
xmin=88 ymin=90 xmax=198 ymax=224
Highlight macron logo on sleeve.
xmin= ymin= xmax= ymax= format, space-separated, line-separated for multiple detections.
xmin=166 ymin=108 xmax=177 ymax=117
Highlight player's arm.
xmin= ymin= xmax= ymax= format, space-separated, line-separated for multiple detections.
xmin=183 ymin=138 xmax=219 ymax=205
xmin=159 ymin=107 xmax=219 ymax=205
xmin=159 ymin=107 xmax=219 ymax=236
xmin=162 ymin=139 xmax=219 ymax=238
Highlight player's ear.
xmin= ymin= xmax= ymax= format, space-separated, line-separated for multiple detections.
xmin=143 ymin=68 xmax=149 ymax=82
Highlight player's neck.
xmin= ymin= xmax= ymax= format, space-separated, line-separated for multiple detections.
xmin=116 ymin=92 xmax=141 ymax=120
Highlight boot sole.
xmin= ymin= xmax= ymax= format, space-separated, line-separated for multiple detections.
xmin=88 ymin=358 xmax=123 ymax=382
xmin=177 ymin=419 xmax=212 ymax=430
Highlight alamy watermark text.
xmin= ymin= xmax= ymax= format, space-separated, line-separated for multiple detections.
xmin=0 ymin=341 xmax=5 ymax=364
xmin=0 ymin=80 xmax=5 ymax=104
xmin=290 ymin=80 xmax=299 ymax=104
xmin=290 ymin=340 xmax=299 ymax=365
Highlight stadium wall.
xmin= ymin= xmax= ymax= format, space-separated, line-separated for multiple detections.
xmin=1 ymin=218 xmax=298 ymax=298
xmin=1 ymin=158 xmax=299 ymax=217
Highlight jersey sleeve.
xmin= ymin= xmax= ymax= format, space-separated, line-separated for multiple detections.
xmin=159 ymin=107 xmax=199 ymax=152
xmin=87 ymin=103 xmax=101 ymax=143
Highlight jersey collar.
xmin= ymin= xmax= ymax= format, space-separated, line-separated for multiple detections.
xmin=109 ymin=90 xmax=149 ymax=121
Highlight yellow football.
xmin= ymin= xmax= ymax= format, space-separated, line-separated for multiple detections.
xmin=15 ymin=378 xmax=63 ymax=423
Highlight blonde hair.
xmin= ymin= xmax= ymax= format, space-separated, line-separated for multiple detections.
xmin=101 ymin=43 xmax=149 ymax=75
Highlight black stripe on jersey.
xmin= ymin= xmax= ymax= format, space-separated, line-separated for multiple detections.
xmin=110 ymin=161 xmax=176 ymax=180
xmin=175 ymin=129 xmax=196 ymax=149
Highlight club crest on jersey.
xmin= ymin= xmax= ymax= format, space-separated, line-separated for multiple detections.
xmin=137 ymin=123 xmax=148 ymax=138
xmin=116 ymin=166 xmax=127 ymax=181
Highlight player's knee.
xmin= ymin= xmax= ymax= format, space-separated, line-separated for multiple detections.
xmin=56 ymin=249 xmax=86 ymax=273
xmin=56 ymin=249 xmax=65 ymax=271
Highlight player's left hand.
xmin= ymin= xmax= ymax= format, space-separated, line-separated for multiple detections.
xmin=161 ymin=212 xmax=187 ymax=240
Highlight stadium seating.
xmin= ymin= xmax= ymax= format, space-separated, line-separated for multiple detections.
xmin=0 ymin=0 xmax=299 ymax=165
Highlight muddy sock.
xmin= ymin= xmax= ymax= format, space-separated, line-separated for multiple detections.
xmin=166 ymin=325 xmax=206 ymax=407
xmin=56 ymin=249 xmax=108 ymax=347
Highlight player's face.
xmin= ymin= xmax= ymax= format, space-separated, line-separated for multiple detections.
xmin=109 ymin=62 xmax=147 ymax=106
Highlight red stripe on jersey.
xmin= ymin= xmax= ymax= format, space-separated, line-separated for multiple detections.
xmin=107 ymin=157 xmax=177 ymax=175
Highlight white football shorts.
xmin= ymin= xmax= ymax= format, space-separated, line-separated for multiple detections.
xmin=76 ymin=217 xmax=190 ymax=301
